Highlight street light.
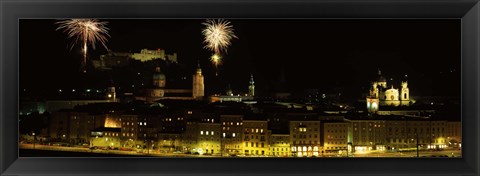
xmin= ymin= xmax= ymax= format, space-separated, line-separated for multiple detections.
xmin=415 ymin=133 xmax=419 ymax=157
xmin=32 ymin=132 xmax=36 ymax=149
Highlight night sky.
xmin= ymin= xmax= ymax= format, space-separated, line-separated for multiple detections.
xmin=20 ymin=19 xmax=460 ymax=99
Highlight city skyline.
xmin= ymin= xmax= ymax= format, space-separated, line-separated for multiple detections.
xmin=19 ymin=19 xmax=461 ymax=158
xmin=20 ymin=19 xmax=460 ymax=98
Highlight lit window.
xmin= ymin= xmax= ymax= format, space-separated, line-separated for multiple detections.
xmin=223 ymin=133 xmax=226 ymax=138
xmin=261 ymin=129 xmax=264 ymax=133
xmin=200 ymin=131 xmax=204 ymax=135
xmin=211 ymin=131 xmax=214 ymax=135
xmin=256 ymin=129 xmax=259 ymax=133
xmin=206 ymin=131 xmax=209 ymax=135
xmin=237 ymin=122 xmax=239 ymax=125
xmin=233 ymin=133 xmax=236 ymax=137
xmin=144 ymin=122 xmax=147 ymax=126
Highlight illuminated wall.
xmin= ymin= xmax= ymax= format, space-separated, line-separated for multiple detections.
xmin=323 ymin=122 xmax=350 ymax=153
xmin=269 ymin=134 xmax=290 ymax=157
xmin=131 ymin=49 xmax=166 ymax=62
xmin=221 ymin=115 xmax=244 ymax=155
xmin=104 ymin=116 xmax=121 ymax=128
xmin=289 ymin=121 xmax=321 ymax=157
xmin=242 ymin=120 xmax=268 ymax=156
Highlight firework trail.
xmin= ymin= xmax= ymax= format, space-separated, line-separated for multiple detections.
xmin=56 ymin=19 xmax=110 ymax=72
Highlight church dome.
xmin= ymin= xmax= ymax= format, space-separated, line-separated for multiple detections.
xmin=153 ymin=66 xmax=165 ymax=80
xmin=378 ymin=76 xmax=386 ymax=82
xmin=153 ymin=73 xmax=166 ymax=80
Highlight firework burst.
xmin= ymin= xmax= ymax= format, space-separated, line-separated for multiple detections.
xmin=56 ymin=19 xmax=110 ymax=71
xmin=202 ymin=19 xmax=237 ymax=56
xmin=210 ymin=54 xmax=222 ymax=76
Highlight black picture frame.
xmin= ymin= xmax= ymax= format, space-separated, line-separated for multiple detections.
xmin=1 ymin=0 xmax=479 ymax=176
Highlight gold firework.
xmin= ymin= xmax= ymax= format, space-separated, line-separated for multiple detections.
xmin=56 ymin=19 xmax=110 ymax=71
xmin=211 ymin=54 xmax=222 ymax=67
xmin=202 ymin=19 xmax=237 ymax=56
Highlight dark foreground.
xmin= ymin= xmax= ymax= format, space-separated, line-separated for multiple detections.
xmin=20 ymin=149 xmax=151 ymax=157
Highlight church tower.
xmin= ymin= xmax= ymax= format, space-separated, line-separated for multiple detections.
xmin=248 ymin=74 xmax=255 ymax=96
xmin=400 ymin=81 xmax=409 ymax=101
xmin=377 ymin=69 xmax=387 ymax=88
xmin=153 ymin=66 xmax=166 ymax=88
xmin=192 ymin=63 xmax=204 ymax=99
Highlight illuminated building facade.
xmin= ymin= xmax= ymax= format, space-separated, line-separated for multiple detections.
xmin=157 ymin=133 xmax=182 ymax=153
xmin=220 ymin=115 xmax=244 ymax=156
xmin=119 ymin=115 xmax=138 ymax=148
xmin=321 ymin=121 xmax=352 ymax=155
xmin=384 ymin=120 xmax=448 ymax=150
xmin=242 ymin=120 xmax=268 ymax=156
xmin=269 ymin=133 xmax=290 ymax=157
xmin=351 ymin=120 xmax=387 ymax=152
xmin=90 ymin=127 xmax=122 ymax=149
xmin=49 ymin=111 xmax=106 ymax=143
xmin=289 ymin=121 xmax=321 ymax=157
xmin=446 ymin=121 xmax=461 ymax=147
xmin=183 ymin=118 xmax=221 ymax=154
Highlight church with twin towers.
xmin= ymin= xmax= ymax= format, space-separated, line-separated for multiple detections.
xmin=366 ymin=69 xmax=413 ymax=113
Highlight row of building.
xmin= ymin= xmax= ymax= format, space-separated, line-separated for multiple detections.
xmin=41 ymin=106 xmax=461 ymax=157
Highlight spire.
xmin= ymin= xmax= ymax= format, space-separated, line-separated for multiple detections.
xmin=378 ymin=68 xmax=381 ymax=76
xmin=108 ymin=79 xmax=115 ymax=87
xmin=227 ymin=84 xmax=233 ymax=96
xmin=249 ymin=74 xmax=254 ymax=85
xmin=196 ymin=60 xmax=202 ymax=75
xmin=248 ymin=74 xmax=255 ymax=97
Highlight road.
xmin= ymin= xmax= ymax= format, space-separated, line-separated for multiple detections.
xmin=20 ymin=144 xmax=461 ymax=158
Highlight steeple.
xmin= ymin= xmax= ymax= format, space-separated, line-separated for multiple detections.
xmin=227 ymin=84 xmax=233 ymax=96
xmin=249 ymin=74 xmax=255 ymax=85
xmin=248 ymin=74 xmax=255 ymax=97
xmin=196 ymin=60 xmax=202 ymax=75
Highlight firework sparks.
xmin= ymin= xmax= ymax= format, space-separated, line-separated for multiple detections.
xmin=211 ymin=54 xmax=222 ymax=67
xmin=56 ymin=19 xmax=110 ymax=71
xmin=202 ymin=19 xmax=237 ymax=56
xmin=210 ymin=54 xmax=222 ymax=76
